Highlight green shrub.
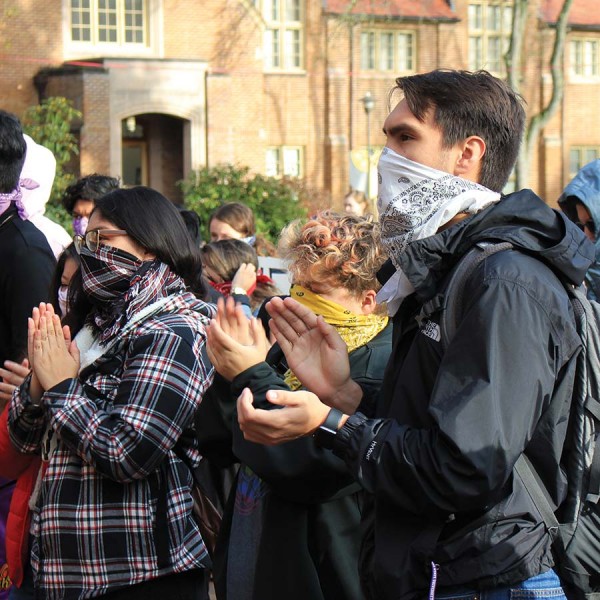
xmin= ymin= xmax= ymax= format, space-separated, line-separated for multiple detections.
xmin=179 ymin=164 xmax=311 ymax=244
xmin=22 ymin=97 xmax=82 ymax=232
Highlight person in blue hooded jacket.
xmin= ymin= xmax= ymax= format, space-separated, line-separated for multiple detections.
xmin=559 ymin=159 xmax=600 ymax=300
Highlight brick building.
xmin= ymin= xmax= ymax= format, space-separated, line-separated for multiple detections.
xmin=0 ymin=0 xmax=599 ymax=206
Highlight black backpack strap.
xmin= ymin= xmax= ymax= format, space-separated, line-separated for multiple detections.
xmin=584 ymin=395 xmax=600 ymax=503
xmin=440 ymin=241 xmax=514 ymax=350
xmin=514 ymin=455 xmax=561 ymax=533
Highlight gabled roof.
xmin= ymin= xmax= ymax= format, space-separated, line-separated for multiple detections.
xmin=323 ymin=0 xmax=457 ymax=21
xmin=541 ymin=0 xmax=600 ymax=28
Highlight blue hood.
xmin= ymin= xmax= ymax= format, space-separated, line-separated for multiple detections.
xmin=559 ymin=159 xmax=600 ymax=227
xmin=559 ymin=159 xmax=600 ymax=300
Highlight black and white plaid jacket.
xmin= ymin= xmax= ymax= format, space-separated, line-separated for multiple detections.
xmin=9 ymin=291 xmax=215 ymax=600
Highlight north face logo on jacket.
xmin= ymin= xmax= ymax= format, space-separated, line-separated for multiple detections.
xmin=419 ymin=319 xmax=441 ymax=342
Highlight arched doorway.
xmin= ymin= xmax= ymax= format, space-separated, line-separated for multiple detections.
xmin=121 ymin=113 xmax=186 ymax=203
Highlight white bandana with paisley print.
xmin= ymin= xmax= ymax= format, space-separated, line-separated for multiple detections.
xmin=376 ymin=147 xmax=501 ymax=315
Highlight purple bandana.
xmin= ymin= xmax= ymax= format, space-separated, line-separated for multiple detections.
xmin=0 ymin=179 xmax=39 ymax=220
xmin=72 ymin=216 xmax=89 ymax=236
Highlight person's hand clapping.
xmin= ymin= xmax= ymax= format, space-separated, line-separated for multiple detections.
xmin=0 ymin=358 xmax=30 ymax=407
xmin=266 ymin=297 xmax=362 ymax=412
xmin=237 ymin=387 xmax=333 ymax=445
xmin=206 ymin=296 xmax=270 ymax=381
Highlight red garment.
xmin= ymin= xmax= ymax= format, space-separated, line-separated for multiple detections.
xmin=0 ymin=405 xmax=39 ymax=588
xmin=209 ymin=273 xmax=275 ymax=297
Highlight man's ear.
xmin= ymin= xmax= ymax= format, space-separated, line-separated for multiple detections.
xmin=454 ymin=136 xmax=486 ymax=182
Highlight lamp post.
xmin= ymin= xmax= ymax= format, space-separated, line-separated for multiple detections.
xmin=359 ymin=91 xmax=375 ymax=200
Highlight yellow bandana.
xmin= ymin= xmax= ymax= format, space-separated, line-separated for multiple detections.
xmin=283 ymin=285 xmax=388 ymax=390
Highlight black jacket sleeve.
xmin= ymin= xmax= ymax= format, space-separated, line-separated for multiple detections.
xmin=7 ymin=243 xmax=55 ymax=362
xmin=333 ymin=268 xmax=579 ymax=515
xmin=195 ymin=373 xmax=239 ymax=468
xmin=230 ymin=326 xmax=392 ymax=504
xmin=230 ymin=362 xmax=360 ymax=503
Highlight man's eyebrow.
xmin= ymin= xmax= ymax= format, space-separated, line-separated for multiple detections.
xmin=382 ymin=123 xmax=419 ymax=137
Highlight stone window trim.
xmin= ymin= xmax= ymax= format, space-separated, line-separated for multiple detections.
xmin=468 ymin=0 xmax=513 ymax=76
xmin=260 ymin=0 xmax=305 ymax=72
xmin=63 ymin=0 xmax=162 ymax=59
xmin=570 ymin=38 xmax=600 ymax=80
xmin=266 ymin=146 xmax=304 ymax=178
xmin=359 ymin=29 xmax=416 ymax=74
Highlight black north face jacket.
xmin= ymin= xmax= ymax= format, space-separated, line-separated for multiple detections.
xmin=332 ymin=190 xmax=595 ymax=600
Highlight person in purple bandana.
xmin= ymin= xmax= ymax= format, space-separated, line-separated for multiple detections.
xmin=0 ymin=111 xmax=55 ymax=600
xmin=61 ymin=174 xmax=119 ymax=237
xmin=0 ymin=111 xmax=55 ymax=395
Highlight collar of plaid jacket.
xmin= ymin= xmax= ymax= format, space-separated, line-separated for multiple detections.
xmin=76 ymin=291 xmax=216 ymax=373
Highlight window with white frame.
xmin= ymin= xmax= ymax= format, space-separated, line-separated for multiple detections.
xmin=262 ymin=0 xmax=304 ymax=70
xmin=360 ymin=30 xmax=415 ymax=72
xmin=70 ymin=0 xmax=147 ymax=47
xmin=468 ymin=1 xmax=513 ymax=75
xmin=266 ymin=146 xmax=303 ymax=177
xmin=570 ymin=39 xmax=600 ymax=77
xmin=569 ymin=146 xmax=600 ymax=178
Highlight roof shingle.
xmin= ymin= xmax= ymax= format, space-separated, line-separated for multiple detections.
xmin=324 ymin=0 xmax=457 ymax=20
xmin=541 ymin=0 xmax=600 ymax=28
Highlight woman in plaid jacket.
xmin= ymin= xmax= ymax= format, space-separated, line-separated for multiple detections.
xmin=8 ymin=187 xmax=215 ymax=600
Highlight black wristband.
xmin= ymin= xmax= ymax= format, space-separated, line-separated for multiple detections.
xmin=313 ymin=407 xmax=344 ymax=450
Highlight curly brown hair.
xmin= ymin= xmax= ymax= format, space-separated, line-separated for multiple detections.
xmin=278 ymin=210 xmax=387 ymax=297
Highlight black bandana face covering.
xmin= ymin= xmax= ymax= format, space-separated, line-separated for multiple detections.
xmin=79 ymin=245 xmax=143 ymax=303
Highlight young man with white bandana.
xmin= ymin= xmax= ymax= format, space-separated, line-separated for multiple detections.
xmin=220 ymin=70 xmax=596 ymax=600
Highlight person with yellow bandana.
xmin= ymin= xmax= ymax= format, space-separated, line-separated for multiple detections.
xmin=200 ymin=211 xmax=392 ymax=600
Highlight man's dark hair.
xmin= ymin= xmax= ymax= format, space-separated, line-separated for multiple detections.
xmin=0 ymin=111 xmax=27 ymax=193
xmin=62 ymin=173 xmax=120 ymax=214
xmin=393 ymin=69 xmax=526 ymax=192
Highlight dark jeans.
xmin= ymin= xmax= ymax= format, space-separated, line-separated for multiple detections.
xmin=94 ymin=569 xmax=209 ymax=600
xmin=435 ymin=569 xmax=566 ymax=600
xmin=7 ymin=562 xmax=34 ymax=600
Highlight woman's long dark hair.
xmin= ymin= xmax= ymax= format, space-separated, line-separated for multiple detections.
xmin=95 ymin=187 xmax=207 ymax=295
xmin=63 ymin=187 xmax=208 ymax=336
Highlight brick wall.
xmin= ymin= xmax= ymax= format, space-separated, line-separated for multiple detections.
xmin=2 ymin=0 xmax=600 ymax=210
xmin=0 ymin=0 xmax=63 ymax=117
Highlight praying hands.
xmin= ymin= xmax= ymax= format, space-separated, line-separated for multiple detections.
xmin=27 ymin=302 xmax=80 ymax=402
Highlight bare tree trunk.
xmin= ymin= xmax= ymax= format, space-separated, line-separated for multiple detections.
xmin=505 ymin=0 xmax=528 ymax=94
xmin=505 ymin=0 xmax=575 ymax=190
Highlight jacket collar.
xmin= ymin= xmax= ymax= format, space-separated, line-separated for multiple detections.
xmin=378 ymin=189 xmax=594 ymax=303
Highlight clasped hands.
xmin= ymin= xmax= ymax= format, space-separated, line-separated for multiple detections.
xmin=27 ymin=303 xmax=80 ymax=402
xmin=207 ymin=295 xmax=362 ymax=445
